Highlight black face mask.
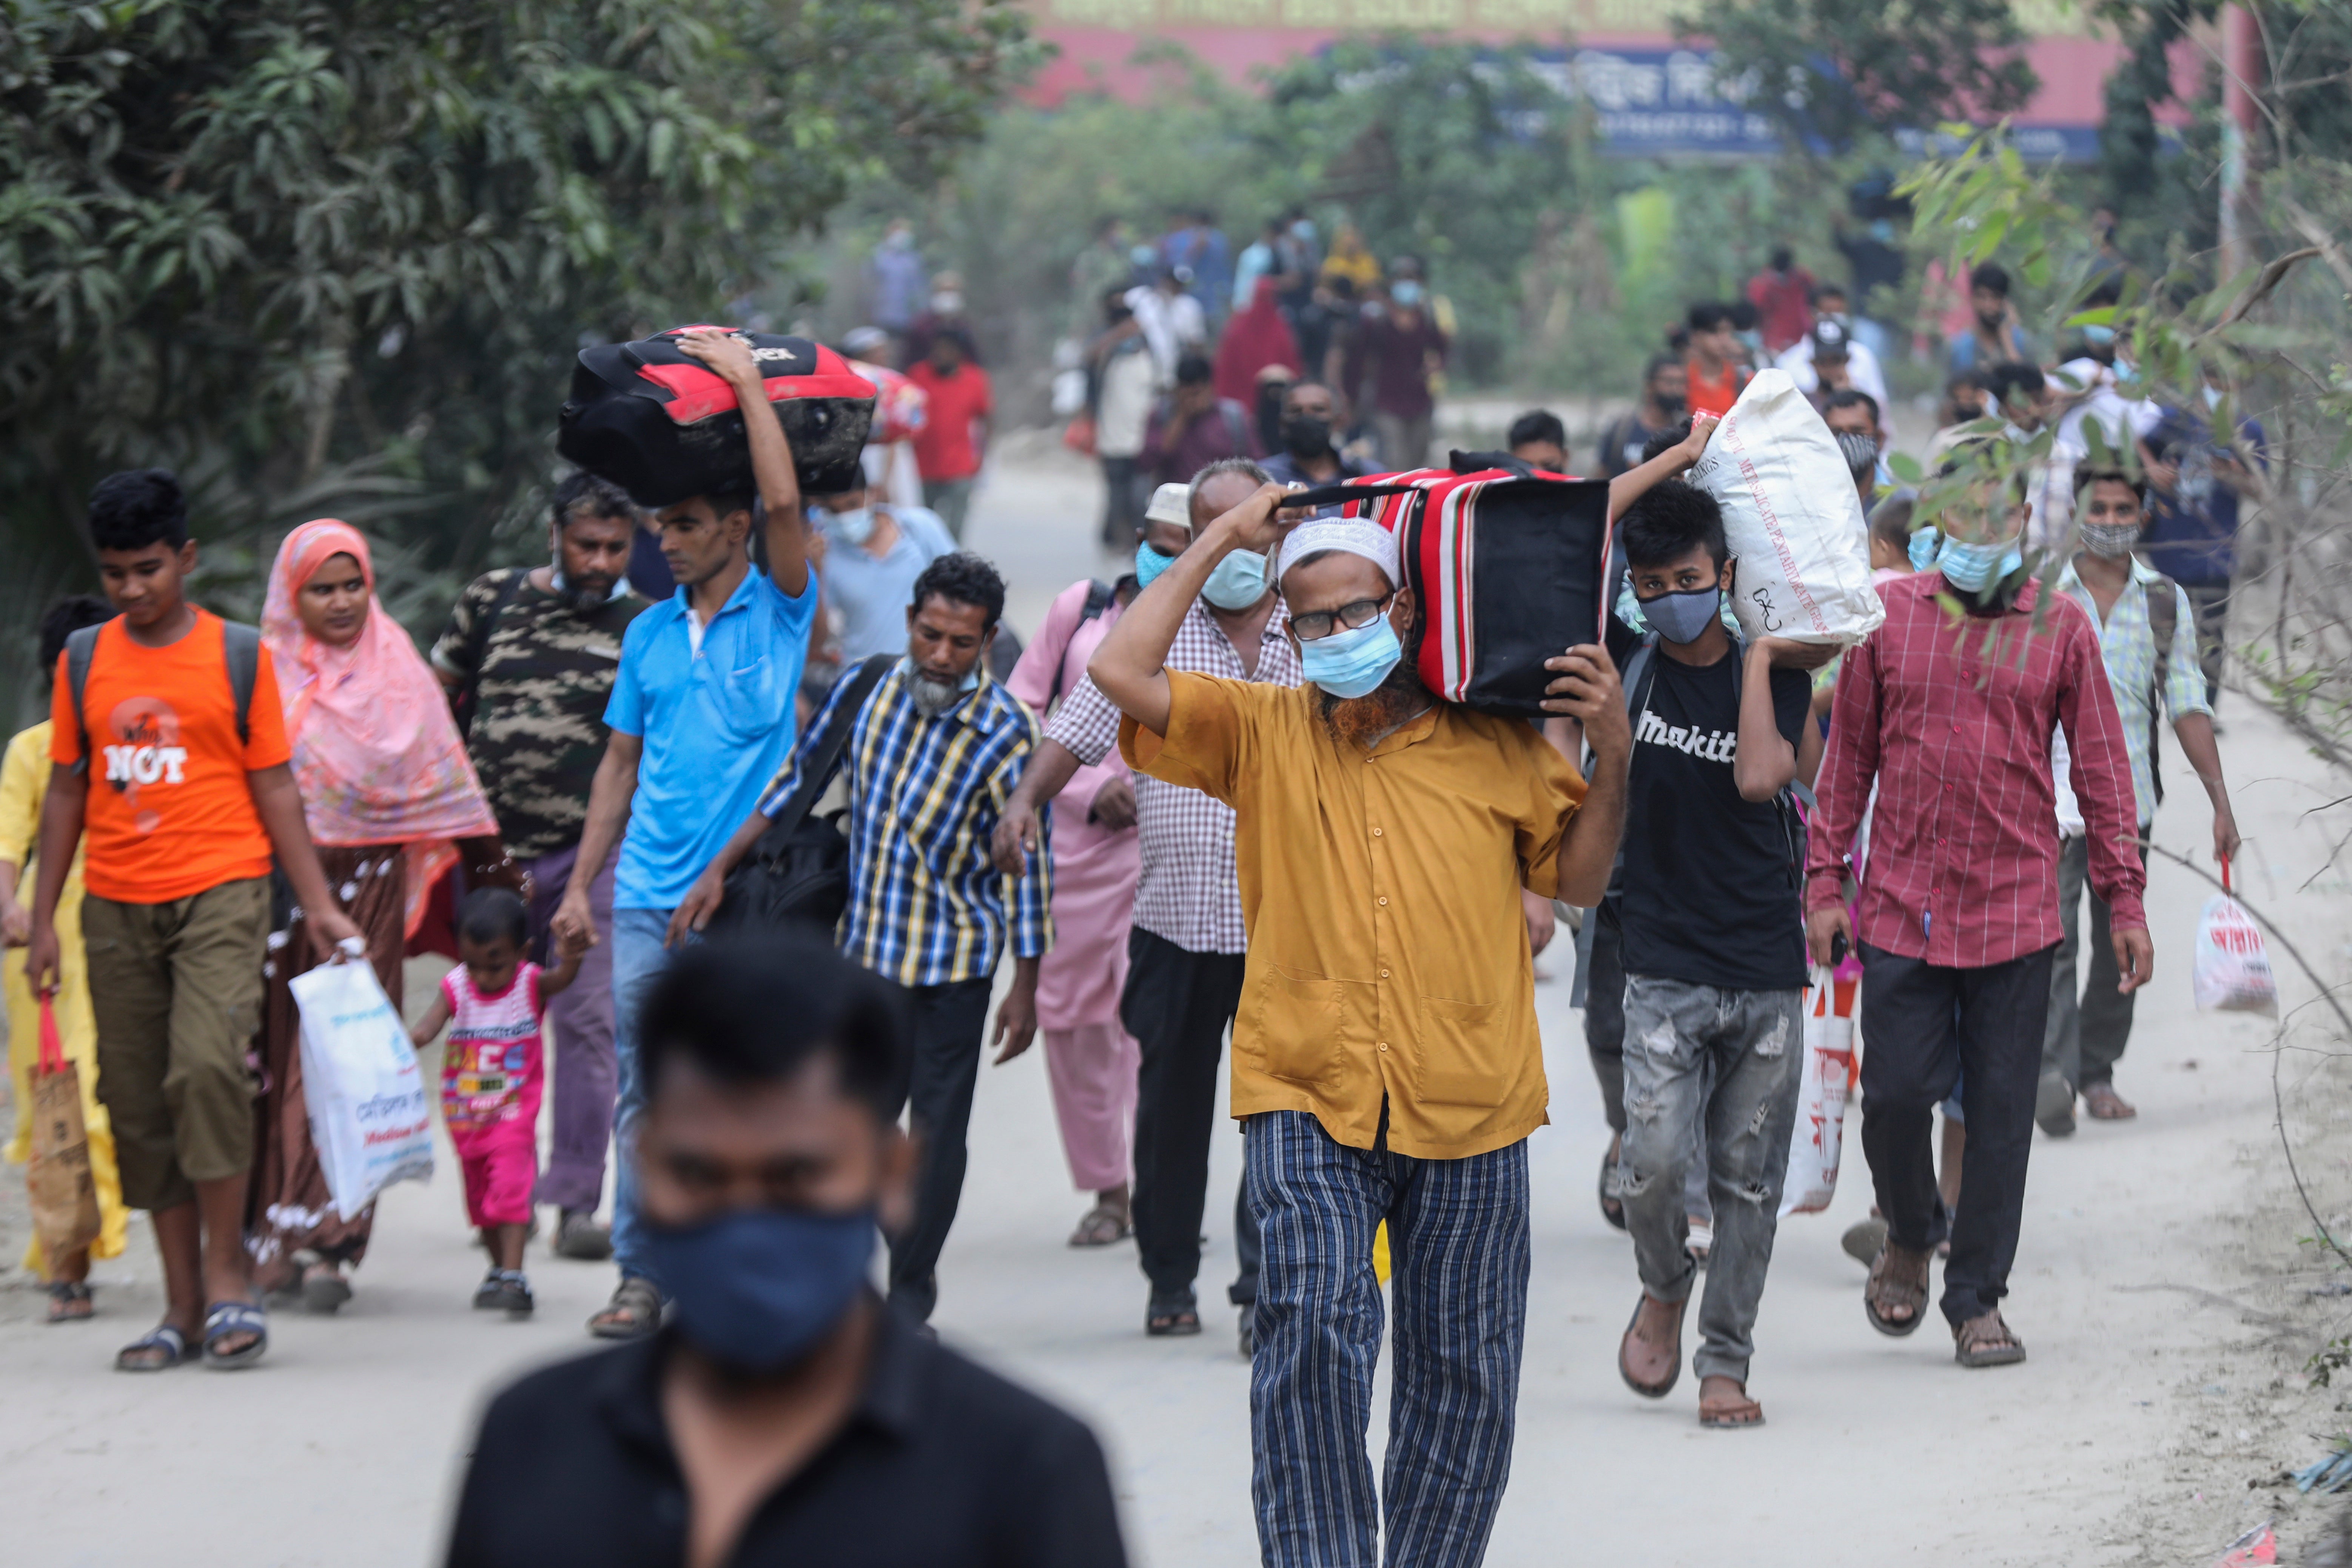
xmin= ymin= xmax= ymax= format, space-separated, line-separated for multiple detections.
xmin=1281 ymin=414 xmax=1331 ymax=458
xmin=1653 ymin=391 xmax=1686 ymax=419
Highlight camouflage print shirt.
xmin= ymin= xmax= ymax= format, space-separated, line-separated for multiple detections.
xmin=430 ymin=569 xmax=649 ymax=860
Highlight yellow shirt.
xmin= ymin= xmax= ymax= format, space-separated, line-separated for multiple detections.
xmin=1122 ymin=673 xmax=1584 ymax=1159
xmin=0 ymin=721 xmax=82 ymax=894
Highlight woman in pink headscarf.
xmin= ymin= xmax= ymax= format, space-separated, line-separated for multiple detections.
xmin=247 ymin=520 xmax=500 ymax=1309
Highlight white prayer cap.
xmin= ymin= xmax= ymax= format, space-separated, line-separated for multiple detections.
xmin=1277 ymin=516 xmax=1399 ymax=588
xmin=1145 ymin=483 xmax=1192 ymax=527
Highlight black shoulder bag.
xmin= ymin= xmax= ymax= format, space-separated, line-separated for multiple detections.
xmin=709 ymin=654 xmax=894 ymax=937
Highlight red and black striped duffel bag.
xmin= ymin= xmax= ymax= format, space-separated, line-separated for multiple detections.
xmin=558 ymin=326 xmax=877 ymax=507
xmin=1285 ymin=454 xmax=1612 ymax=718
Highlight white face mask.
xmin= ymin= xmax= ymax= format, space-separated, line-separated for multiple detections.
xmin=829 ymin=506 xmax=877 ymax=546
xmin=930 ymin=291 xmax=963 ymax=315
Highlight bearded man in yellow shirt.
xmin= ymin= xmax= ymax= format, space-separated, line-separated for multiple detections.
xmin=1088 ymin=484 xmax=1629 ymax=1568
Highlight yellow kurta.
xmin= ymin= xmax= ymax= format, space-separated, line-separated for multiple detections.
xmin=1122 ymin=673 xmax=1586 ymax=1160
xmin=2 ymin=721 xmax=128 ymax=1269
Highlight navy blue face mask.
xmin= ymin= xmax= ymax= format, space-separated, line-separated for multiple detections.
xmin=636 ymin=1208 xmax=875 ymax=1374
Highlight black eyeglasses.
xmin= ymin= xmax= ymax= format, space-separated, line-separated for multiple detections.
xmin=1291 ymin=593 xmax=1395 ymax=642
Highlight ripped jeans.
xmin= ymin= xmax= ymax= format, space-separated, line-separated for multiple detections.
xmin=1617 ymin=975 xmax=1804 ymax=1386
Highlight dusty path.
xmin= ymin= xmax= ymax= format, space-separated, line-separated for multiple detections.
xmin=2 ymin=442 xmax=2347 ymax=1566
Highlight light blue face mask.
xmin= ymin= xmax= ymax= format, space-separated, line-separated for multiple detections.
xmin=1300 ymin=610 xmax=1403 ymax=699
xmin=1390 ymin=281 xmax=1426 ymax=308
xmin=1907 ymin=527 xmax=1942 ymax=571
xmin=828 ymin=506 xmax=877 ymax=546
xmin=1134 ymin=541 xmax=1179 ymax=591
xmin=1201 ymin=548 xmax=1267 ymax=611
xmin=2082 ymin=323 xmax=2117 ymax=347
xmin=1936 ymin=533 xmax=2024 ymax=593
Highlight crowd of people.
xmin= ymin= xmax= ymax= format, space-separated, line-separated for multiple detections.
xmin=0 ymin=218 xmax=2265 ymax=1563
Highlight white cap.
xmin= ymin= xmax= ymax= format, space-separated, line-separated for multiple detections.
xmin=1277 ymin=516 xmax=1399 ymax=588
xmin=1145 ymin=483 xmax=1192 ymax=528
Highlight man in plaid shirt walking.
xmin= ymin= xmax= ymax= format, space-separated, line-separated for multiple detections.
xmin=681 ymin=553 xmax=1050 ymax=1324
xmin=1806 ymin=465 xmax=2151 ymax=1369
xmin=996 ymin=460 xmax=1301 ymax=1346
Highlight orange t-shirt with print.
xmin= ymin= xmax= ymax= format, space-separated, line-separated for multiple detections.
xmin=49 ymin=611 xmax=292 ymax=905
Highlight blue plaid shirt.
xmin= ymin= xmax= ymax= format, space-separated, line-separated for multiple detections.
xmin=2058 ymin=557 xmax=2211 ymax=828
xmin=760 ymin=663 xmax=1051 ymax=987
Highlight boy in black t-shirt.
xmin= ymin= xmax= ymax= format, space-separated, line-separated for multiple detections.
xmin=1608 ymin=480 xmax=1833 ymax=1429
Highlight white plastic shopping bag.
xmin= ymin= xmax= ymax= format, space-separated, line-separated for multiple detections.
xmin=288 ymin=954 xmax=435 ymax=1219
xmin=1688 ymin=368 xmax=1887 ymax=647
xmin=2193 ymin=860 xmax=2279 ymax=1018
xmin=1780 ymin=967 xmax=1860 ymax=1217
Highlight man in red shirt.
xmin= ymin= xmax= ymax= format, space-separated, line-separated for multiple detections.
xmin=1743 ymin=246 xmax=1815 ymax=356
xmin=1805 ymin=466 xmax=2150 ymax=1369
xmin=908 ymin=333 xmax=993 ymax=541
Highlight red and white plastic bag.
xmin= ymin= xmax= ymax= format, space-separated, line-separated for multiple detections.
xmin=2193 ymin=858 xmax=2279 ymax=1018
xmin=1781 ymin=967 xmax=1860 ymax=1217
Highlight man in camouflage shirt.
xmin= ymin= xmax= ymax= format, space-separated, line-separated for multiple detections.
xmin=433 ymin=473 xmax=649 ymax=1260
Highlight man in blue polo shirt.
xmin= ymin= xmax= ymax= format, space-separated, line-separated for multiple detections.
xmin=552 ymin=328 xmax=819 ymax=1340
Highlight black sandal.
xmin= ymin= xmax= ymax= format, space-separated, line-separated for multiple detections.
xmin=1145 ymin=1290 xmax=1201 ymax=1337
xmin=1597 ymin=1138 xmax=1627 ymax=1232
xmin=46 ymin=1280 xmax=95 ymax=1324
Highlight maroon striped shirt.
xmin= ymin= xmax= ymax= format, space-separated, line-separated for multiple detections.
xmin=1806 ymin=572 xmax=2147 ymax=967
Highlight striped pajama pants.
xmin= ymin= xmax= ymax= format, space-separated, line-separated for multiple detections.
xmin=1245 ymin=1110 xmax=1529 ymax=1568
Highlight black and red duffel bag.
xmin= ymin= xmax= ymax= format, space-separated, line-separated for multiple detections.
xmin=558 ymin=326 xmax=878 ymax=507
xmin=1287 ymin=453 xmax=1612 ymax=718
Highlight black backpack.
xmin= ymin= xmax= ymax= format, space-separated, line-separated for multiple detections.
xmin=708 ymin=654 xmax=895 ymax=938
xmin=65 ymin=619 xmax=262 ymax=780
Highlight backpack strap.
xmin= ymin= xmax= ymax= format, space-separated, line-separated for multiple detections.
xmin=1047 ymin=579 xmax=1116 ymax=712
xmin=767 ymin=654 xmax=895 ymax=842
xmin=64 ymin=625 xmax=102 ymax=777
xmin=220 ymin=620 xmax=263 ymax=747
xmin=2141 ymin=572 xmax=2179 ymax=807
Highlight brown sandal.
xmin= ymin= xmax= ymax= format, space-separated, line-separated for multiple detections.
xmin=1067 ymin=1204 xmax=1133 ymax=1248
xmin=1864 ymin=1241 xmax=1931 ymax=1337
xmin=1698 ymin=1385 xmax=1765 ymax=1428
xmin=1618 ymin=1293 xmax=1685 ymax=1398
xmin=1953 ymin=1309 xmax=2027 ymax=1368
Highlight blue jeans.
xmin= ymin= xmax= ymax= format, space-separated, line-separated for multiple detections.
xmin=609 ymin=906 xmax=677 ymax=1289
xmin=1246 ymin=1109 xmax=1527 ymax=1568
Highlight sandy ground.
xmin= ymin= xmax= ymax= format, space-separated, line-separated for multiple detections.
xmin=4 ymin=442 xmax=2352 ymax=1566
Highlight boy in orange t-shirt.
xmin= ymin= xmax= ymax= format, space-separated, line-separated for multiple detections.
xmin=1683 ymin=302 xmax=1750 ymax=420
xmin=25 ymin=469 xmax=362 ymax=1374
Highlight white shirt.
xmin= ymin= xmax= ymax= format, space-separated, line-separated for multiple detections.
xmin=1777 ymin=333 xmax=1892 ymax=434
xmin=1096 ymin=346 xmax=1158 ymax=459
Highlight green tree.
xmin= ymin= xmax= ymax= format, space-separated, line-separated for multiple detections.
xmin=1683 ymin=0 xmax=2039 ymax=153
xmin=0 ymin=0 xmax=1039 ymax=724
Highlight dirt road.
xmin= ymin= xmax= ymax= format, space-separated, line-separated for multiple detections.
xmin=3 ymin=442 xmax=2348 ymax=1565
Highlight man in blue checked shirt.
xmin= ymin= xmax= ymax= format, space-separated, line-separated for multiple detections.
xmin=681 ymin=552 xmax=1051 ymax=1324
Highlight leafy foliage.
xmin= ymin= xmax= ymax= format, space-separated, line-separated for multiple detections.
xmin=1682 ymin=0 xmax=2039 ymax=154
xmin=0 ymin=0 xmax=1040 ymax=725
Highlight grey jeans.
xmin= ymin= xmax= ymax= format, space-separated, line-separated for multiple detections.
xmin=1617 ymin=975 xmax=1804 ymax=1385
xmin=2042 ymin=833 xmax=2145 ymax=1092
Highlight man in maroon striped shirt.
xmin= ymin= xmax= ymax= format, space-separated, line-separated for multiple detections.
xmin=1805 ymin=472 xmax=2151 ymax=1369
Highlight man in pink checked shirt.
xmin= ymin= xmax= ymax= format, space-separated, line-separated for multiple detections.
xmin=1805 ymin=463 xmax=2151 ymax=1371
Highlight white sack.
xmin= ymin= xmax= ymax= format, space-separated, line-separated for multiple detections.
xmin=1688 ymin=368 xmax=1887 ymax=646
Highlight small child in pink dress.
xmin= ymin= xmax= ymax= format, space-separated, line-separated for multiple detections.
xmin=408 ymin=887 xmax=583 ymax=1315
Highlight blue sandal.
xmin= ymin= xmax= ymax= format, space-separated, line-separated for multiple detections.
xmin=202 ymin=1301 xmax=268 ymax=1369
xmin=115 ymin=1324 xmax=190 ymax=1372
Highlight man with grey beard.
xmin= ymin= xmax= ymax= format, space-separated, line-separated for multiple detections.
xmin=677 ymin=551 xmax=1050 ymax=1324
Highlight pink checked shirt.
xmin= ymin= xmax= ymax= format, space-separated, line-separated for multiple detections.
xmin=1807 ymin=572 xmax=2147 ymax=967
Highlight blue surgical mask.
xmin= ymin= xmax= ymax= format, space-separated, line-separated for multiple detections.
xmin=635 ymin=1207 xmax=875 ymax=1374
xmin=828 ymin=506 xmax=876 ymax=546
xmin=1907 ymin=527 xmax=1942 ymax=571
xmin=1135 ymin=541 xmax=1178 ymax=591
xmin=1390 ymin=281 xmax=1425 ymax=308
xmin=1639 ymin=584 xmax=1725 ymax=645
xmin=1936 ymin=533 xmax=2024 ymax=593
xmin=1201 ymin=548 xmax=1267 ymax=611
xmin=2083 ymin=323 xmax=2117 ymax=347
xmin=1300 ymin=610 xmax=1403 ymax=699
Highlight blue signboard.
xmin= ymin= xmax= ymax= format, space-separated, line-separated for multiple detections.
xmin=1523 ymin=48 xmax=1785 ymax=157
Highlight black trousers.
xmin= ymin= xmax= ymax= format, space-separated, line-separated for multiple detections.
xmin=1122 ymin=928 xmax=1258 ymax=1304
xmin=884 ymin=975 xmax=996 ymax=1322
xmin=1581 ymin=902 xmax=1628 ymax=1133
xmin=1857 ymin=942 xmax=2056 ymax=1326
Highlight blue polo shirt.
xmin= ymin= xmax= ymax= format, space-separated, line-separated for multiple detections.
xmin=604 ymin=564 xmax=818 ymax=911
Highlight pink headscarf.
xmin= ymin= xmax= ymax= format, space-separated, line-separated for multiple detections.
xmin=262 ymin=520 xmax=498 ymax=931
